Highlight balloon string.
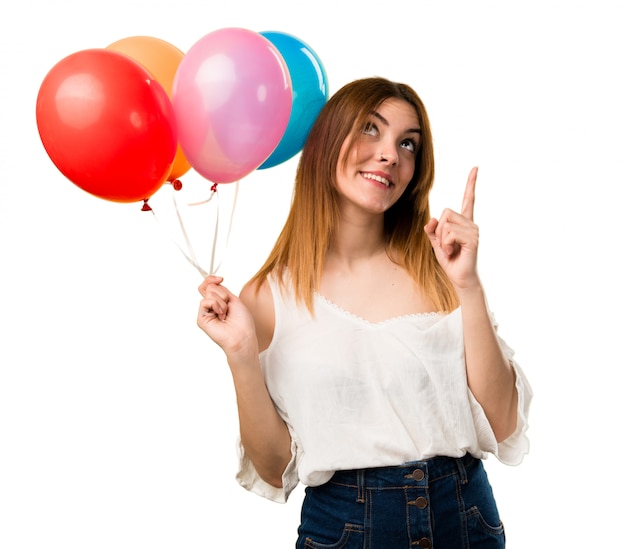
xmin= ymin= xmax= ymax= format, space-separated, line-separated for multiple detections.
xmin=208 ymin=180 xmax=239 ymax=275
xmin=148 ymin=180 xmax=240 ymax=278
xmin=172 ymin=188 xmax=205 ymax=274
xmin=147 ymin=201 xmax=209 ymax=279
xmin=209 ymin=192 xmax=220 ymax=275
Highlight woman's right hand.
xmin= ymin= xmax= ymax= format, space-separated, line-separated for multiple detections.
xmin=197 ymin=275 xmax=258 ymax=362
xmin=198 ymin=276 xmax=291 ymax=485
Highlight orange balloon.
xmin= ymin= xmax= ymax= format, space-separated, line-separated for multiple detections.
xmin=107 ymin=36 xmax=191 ymax=181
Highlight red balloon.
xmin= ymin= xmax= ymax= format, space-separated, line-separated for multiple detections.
xmin=36 ymin=48 xmax=177 ymax=203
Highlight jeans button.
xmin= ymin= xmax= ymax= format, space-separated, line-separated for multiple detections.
xmin=418 ymin=538 xmax=432 ymax=548
xmin=415 ymin=496 xmax=428 ymax=509
xmin=411 ymin=468 xmax=425 ymax=481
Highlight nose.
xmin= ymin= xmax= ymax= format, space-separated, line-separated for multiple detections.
xmin=378 ymin=142 xmax=398 ymax=164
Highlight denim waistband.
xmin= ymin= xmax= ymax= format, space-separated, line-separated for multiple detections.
xmin=328 ymin=453 xmax=479 ymax=491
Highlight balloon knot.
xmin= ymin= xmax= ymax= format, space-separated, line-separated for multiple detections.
xmin=171 ymin=179 xmax=183 ymax=191
xmin=141 ymin=200 xmax=152 ymax=212
xmin=211 ymin=183 xmax=218 ymax=193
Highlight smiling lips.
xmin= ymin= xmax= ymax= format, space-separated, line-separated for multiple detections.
xmin=361 ymin=172 xmax=392 ymax=187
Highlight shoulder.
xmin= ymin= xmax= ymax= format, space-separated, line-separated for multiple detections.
xmin=240 ymin=276 xmax=274 ymax=312
xmin=240 ymin=277 xmax=275 ymax=352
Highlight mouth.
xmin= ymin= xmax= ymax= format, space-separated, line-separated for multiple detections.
xmin=361 ymin=172 xmax=392 ymax=187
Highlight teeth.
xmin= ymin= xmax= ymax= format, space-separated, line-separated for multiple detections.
xmin=362 ymin=173 xmax=391 ymax=187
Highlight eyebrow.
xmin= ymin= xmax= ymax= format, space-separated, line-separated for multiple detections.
xmin=372 ymin=111 xmax=421 ymax=134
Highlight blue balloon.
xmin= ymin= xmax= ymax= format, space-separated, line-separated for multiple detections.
xmin=258 ymin=31 xmax=329 ymax=169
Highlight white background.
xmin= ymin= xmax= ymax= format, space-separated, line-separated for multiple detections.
xmin=1 ymin=1 xmax=625 ymax=547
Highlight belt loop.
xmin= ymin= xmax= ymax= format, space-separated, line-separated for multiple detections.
xmin=455 ymin=454 xmax=469 ymax=485
xmin=356 ymin=469 xmax=365 ymax=503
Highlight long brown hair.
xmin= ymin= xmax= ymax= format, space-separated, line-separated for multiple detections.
xmin=250 ymin=77 xmax=459 ymax=312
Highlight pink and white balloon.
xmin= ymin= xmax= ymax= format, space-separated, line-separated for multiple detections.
xmin=172 ymin=28 xmax=293 ymax=183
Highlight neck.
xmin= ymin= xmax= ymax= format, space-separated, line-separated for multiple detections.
xmin=327 ymin=214 xmax=387 ymax=265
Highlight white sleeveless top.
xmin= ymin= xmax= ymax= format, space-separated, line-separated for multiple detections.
xmin=236 ymin=275 xmax=532 ymax=503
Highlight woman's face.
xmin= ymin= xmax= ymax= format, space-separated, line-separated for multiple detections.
xmin=335 ymin=97 xmax=420 ymax=216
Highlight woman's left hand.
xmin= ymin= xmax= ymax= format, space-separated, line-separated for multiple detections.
xmin=424 ymin=167 xmax=480 ymax=290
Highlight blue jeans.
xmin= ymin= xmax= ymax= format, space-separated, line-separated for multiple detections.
xmin=296 ymin=453 xmax=505 ymax=548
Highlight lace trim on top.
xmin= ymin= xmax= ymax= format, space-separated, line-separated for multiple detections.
xmin=314 ymin=291 xmax=443 ymax=326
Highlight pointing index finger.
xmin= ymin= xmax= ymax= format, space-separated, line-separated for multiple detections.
xmin=461 ymin=167 xmax=478 ymax=221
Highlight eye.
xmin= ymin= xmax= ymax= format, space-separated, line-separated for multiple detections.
xmin=363 ymin=121 xmax=379 ymax=137
xmin=400 ymin=138 xmax=417 ymax=154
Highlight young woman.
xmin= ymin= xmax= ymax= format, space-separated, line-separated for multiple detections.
xmin=197 ymin=77 xmax=532 ymax=548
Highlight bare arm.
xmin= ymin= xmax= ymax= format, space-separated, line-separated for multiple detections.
xmin=456 ymin=283 xmax=518 ymax=441
xmin=424 ymin=168 xmax=518 ymax=442
xmin=197 ymin=276 xmax=292 ymax=487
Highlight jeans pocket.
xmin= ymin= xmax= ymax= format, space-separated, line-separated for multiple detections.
xmin=302 ymin=523 xmax=365 ymax=549
xmin=464 ymin=506 xmax=506 ymax=546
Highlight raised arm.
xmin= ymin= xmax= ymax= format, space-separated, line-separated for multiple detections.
xmin=197 ymin=275 xmax=292 ymax=486
xmin=424 ymin=168 xmax=518 ymax=441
